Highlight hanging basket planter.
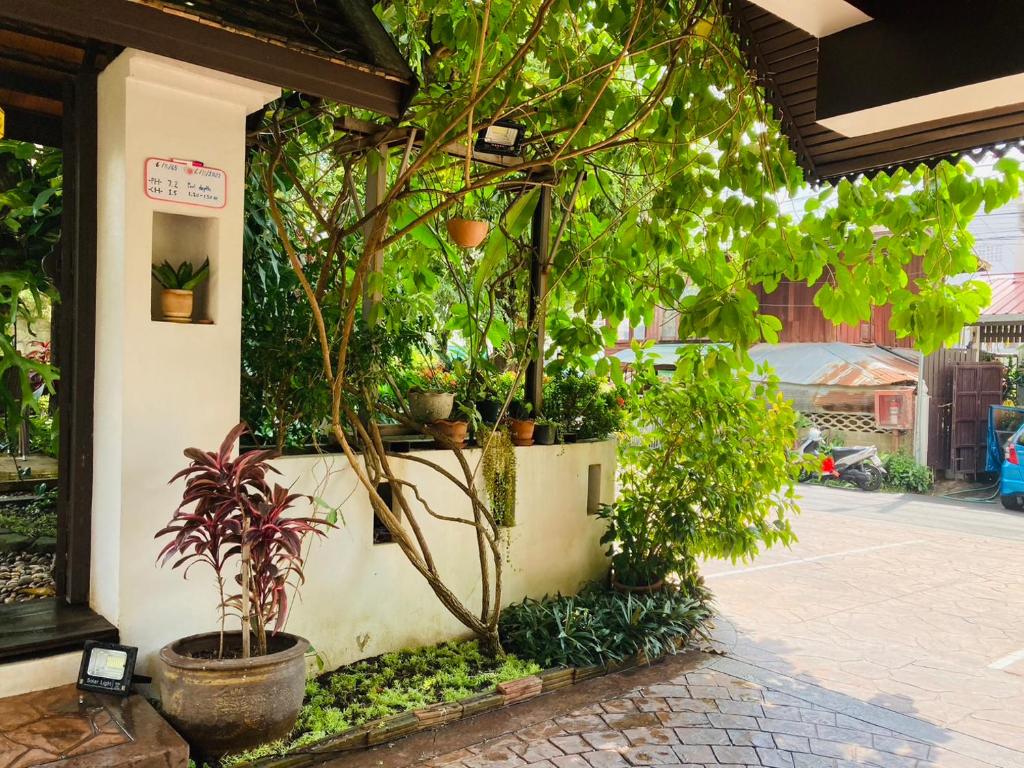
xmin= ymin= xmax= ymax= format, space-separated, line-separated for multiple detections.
xmin=446 ymin=217 xmax=489 ymax=248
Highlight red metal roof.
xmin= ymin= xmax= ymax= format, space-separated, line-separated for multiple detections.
xmin=981 ymin=273 xmax=1024 ymax=319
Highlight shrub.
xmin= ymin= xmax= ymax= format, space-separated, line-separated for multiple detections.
xmin=606 ymin=347 xmax=799 ymax=586
xmin=881 ymin=452 xmax=933 ymax=493
xmin=543 ymin=369 xmax=625 ymax=440
xmin=499 ymin=583 xmax=712 ymax=668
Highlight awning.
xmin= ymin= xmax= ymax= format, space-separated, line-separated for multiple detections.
xmin=727 ymin=0 xmax=1024 ymax=182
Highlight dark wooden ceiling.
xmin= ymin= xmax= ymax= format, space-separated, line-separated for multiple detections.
xmin=0 ymin=0 xmax=416 ymax=147
xmin=0 ymin=24 xmax=119 ymax=145
xmin=727 ymin=0 xmax=1024 ymax=183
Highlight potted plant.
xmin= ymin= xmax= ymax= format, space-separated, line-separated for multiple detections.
xmin=593 ymin=468 xmax=696 ymax=593
xmin=430 ymin=402 xmax=470 ymax=448
xmin=152 ymin=258 xmax=210 ymax=323
xmin=543 ymin=368 xmax=626 ymax=441
xmin=533 ymin=417 xmax=557 ymax=445
xmin=446 ymin=216 xmax=489 ymax=248
xmin=405 ymin=363 xmax=457 ymax=424
xmin=506 ymin=400 xmax=535 ymax=446
xmin=155 ymin=423 xmax=332 ymax=757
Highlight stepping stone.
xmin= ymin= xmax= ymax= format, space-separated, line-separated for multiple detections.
xmin=0 ymin=534 xmax=30 ymax=553
xmin=29 ymin=536 xmax=57 ymax=554
xmin=0 ymin=683 xmax=187 ymax=766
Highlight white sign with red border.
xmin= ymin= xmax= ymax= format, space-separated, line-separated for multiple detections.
xmin=144 ymin=157 xmax=227 ymax=209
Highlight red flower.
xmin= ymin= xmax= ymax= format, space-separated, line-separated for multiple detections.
xmin=616 ymin=397 xmax=625 ymax=408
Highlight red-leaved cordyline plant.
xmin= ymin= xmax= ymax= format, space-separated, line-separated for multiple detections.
xmin=156 ymin=422 xmax=332 ymax=658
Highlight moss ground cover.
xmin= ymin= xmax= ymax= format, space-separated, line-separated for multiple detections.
xmin=220 ymin=640 xmax=539 ymax=765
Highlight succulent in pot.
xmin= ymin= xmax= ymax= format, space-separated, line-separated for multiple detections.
xmin=155 ymin=422 xmax=332 ymax=757
xmin=152 ymin=258 xmax=210 ymax=323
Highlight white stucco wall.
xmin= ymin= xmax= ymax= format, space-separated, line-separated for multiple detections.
xmin=108 ymin=437 xmax=613 ymax=678
xmin=2 ymin=50 xmax=617 ymax=697
xmin=91 ymin=50 xmax=279 ymax=636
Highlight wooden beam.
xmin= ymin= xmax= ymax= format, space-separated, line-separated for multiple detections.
xmin=54 ymin=67 xmax=98 ymax=606
xmin=0 ymin=0 xmax=413 ymax=117
xmin=362 ymin=146 xmax=388 ymax=319
xmin=525 ymin=187 xmax=553 ymax=414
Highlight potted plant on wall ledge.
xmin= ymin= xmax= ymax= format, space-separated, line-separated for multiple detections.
xmin=506 ymin=400 xmax=535 ymax=446
xmin=155 ymin=422 xmax=332 ymax=757
xmin=405 ymin=363 xmax=457 ymax=424
xmin=152 ymin=257 xmax=210 ymax=323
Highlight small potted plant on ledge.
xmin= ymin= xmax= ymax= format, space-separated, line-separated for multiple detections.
xmin=152 ymin=257 xmax=210 ymax=322
xmin=155 ymin=422 xmax=332 ymax=757
xmin=405 ymin=362 xmax=457 ymax=424
xmin=533 ymin=416 xmax=557 ymax=445
xmin=430 ymin=401 xmax=471 ymax=448
xmin=506 ymin=400 xmax=535 ymax=446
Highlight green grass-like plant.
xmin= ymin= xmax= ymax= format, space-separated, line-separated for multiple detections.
xmin=0 ymin=483 xmax=57 ymax=539
xmin=881 ymin=452 xmax=934 ymax=494
xmin=220 ymin=640 xmax=539 ymax=766
xmin=499 ymin=582 xmax=712 ymax=669
xmin=152 ymin=258 xmax=210 ymax=291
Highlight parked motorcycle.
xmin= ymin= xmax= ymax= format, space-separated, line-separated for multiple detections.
xmin=797 ymin=428 xmax=886 ymax=491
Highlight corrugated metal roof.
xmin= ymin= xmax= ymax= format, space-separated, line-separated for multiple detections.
xmin=748 ymin=343 xmax=920 ymax=387
xmin=980 ymin=272 xmax=1024 ymax=320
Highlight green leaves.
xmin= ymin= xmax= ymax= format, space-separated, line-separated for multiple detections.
xmin=151 ymin=258 xmax=210 ymax=290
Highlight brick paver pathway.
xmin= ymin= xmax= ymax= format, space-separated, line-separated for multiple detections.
xmin=419 ymin=663 xmax=1014 ymax=768
xmin=326 ymin=487 xmax=1024 ymax=768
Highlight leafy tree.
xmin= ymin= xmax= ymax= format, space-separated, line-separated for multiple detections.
xmin=0 ymin=140 xmax=61 ymax=448
xmin=249 ymin=0 xmax=1022 ymax=651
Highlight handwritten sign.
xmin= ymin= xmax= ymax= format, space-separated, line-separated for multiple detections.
xmin=144 ymin=157 xmax=226 ymax=209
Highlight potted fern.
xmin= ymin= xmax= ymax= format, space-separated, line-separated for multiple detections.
xmin=152 ymin=258 xmax=209 ymax=322
xmin=155 ymin=423 xmax=332 ymax=756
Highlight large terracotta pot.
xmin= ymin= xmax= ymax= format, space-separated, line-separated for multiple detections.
xmin=611 ymin=573 xmax=665 ymax=594
xmin=160 ymin=288 xmax=194 ymax=322
xmin=159 ymin=631 xmax=309 ymax=757
xmin=508 ymin=418 xmax=535 ymax=446
xmin=408 ymin=391 xmax=454 ymax=423
xmin=446 ymin=217 xmax=489 ymax=248
xmin=430 ymin=419 xmax=469 ymax=448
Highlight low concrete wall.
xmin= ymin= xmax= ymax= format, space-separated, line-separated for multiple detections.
xmin=282 ymin=440 xmax=616 ymax=670
xmin=4 ymin=441 xmax=614 ymax=696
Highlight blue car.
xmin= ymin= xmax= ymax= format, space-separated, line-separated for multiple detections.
xmin=1003 ymin=423 xmax=1024 ymax=510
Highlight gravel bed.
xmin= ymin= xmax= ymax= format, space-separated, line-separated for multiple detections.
xmin=0 ymin=550 xmax=55 ymax=603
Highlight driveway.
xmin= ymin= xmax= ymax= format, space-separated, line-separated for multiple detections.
xmin=707 ymin=484 xmax=1024 ymax=754
xmin=326 ymin=486 xmax=1024 ymax=768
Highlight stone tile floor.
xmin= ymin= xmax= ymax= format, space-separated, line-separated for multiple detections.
xmin=326 ymin=486 xmax=1024 ymax=768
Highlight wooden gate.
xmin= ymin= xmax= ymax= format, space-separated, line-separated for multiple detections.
xmin=922 ymin=348 xmax=970 ymax=471
xmin=951 ymin=362 xmax=1004 ymax=476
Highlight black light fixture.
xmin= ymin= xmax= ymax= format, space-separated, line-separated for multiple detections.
xmin=77 ymin=640 xmax=139 ymax=696
xmin=475 ymin=119 xmax=526 ymax=157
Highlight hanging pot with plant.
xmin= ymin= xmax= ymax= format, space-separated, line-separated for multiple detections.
xmin=152 ymin=258 xmax=210 ymax=323
xmin=446 ymin=216 xmax=489 ymax=248
xmin=155 ymin=423 xmax=332 ymax=757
